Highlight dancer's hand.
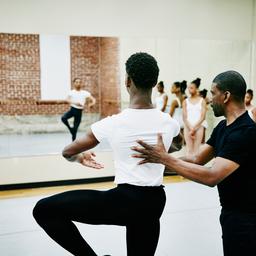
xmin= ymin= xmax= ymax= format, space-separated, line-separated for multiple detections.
xmin=76 ymin=102 xmax=83 ymax=107
xmin=131 ymin=134 xmax=169 ymax=165
xmin=189 ymin=128 xmax=196 ymax=139
xmin=77 ymin=152 xmax=104 ymax=169
xmin=88 ymin=103 xmax=94 ymax=109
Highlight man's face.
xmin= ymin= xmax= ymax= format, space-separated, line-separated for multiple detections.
xmin=210 ymin=83 xmax=226 ymax=117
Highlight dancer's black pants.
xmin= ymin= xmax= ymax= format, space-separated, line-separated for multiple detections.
xmin=61 ymin=107 xmax=82 ymax=141
xmin=33 ymin=184 xmax=166 ymax=256
xmin=220 ymin=208 xmax=256 ymax=256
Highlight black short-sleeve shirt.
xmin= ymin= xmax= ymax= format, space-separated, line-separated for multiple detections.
xmin=207 ymin=111 xmax=256 ymax=211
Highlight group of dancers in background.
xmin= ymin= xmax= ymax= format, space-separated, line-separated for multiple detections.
xmin=155 ymin=78 xmax=256 ymax=157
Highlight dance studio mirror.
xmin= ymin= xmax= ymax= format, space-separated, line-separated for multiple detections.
xmin=0 ymin=33 xmax=252 ymax=159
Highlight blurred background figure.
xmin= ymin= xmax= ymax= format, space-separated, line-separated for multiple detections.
xmin=199 ymin=88 xmax=210 ymax=143
xmin=245 ymin=89 xmax=256 ymax=122
xmin=155 ymin=81 xmax=169 ymax=112
xmin=61 ymin=78 xmax=96 ymax=141
xmin=169 ymin=80 xmax=187 ymax=135
xmin=183 ymin=78 xmax=207 ymax=157
xmin=199 ymin=89 xmax=211 ymax=104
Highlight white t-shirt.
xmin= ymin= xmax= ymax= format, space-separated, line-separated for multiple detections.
xmin=68 ymin=89 xmax=91 ymax=109
xmin=91 ymin=108 xmax=180 ymax=186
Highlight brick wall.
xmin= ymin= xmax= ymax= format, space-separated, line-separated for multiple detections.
xmin=0 ymin=33 xmax=40 ymax=100
xmin=99 ymin=37 xmax=121 ymax=117
xmin=0 ymin=100 xmax=68 ymax=115
xmin=70 ymin=36 xmax=100 ymax=113
xmin=0 ymin=33 xmax=120 ymax=117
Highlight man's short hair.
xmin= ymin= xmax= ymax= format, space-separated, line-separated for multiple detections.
xmin=213 ymin=70 xmax=247 ymax=102
xmin=125 ymin=52 xmax=159 ymax=90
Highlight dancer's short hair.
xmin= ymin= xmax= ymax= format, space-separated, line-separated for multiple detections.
xmin=213 ymin=71 xmax=247 ymax=103
xmin=73 ymin=78 xmax=80 ymax=83
xmin=126 ymin=52 xmax=159 ymax=90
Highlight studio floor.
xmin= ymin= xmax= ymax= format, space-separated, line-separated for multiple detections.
xmin=0 ymin=177 xmax=222 ymax=256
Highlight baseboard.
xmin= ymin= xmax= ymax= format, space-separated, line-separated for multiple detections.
xmin=0 ymin=172 xmax=178 ymax=191
xmin=0 ymin=176 xmax=115 ymax=191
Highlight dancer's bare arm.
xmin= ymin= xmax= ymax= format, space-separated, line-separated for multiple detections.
xmin=251 ymin=107 xmax=256 ymax=122
xmin=62 ymin=130 xmax=104 ymax=169
xmin=87 ymin=96 xmax=96 ymax=108
xmin=169 ymin=99 xmax=178 ymax=116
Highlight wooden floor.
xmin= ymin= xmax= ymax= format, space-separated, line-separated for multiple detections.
xmin=0 ymin=175 xmax=187 ymax=200
xmin=0 ymin=179 xmax=222 ymax=256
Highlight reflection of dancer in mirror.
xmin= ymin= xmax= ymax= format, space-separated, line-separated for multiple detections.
xmin=132 ymin=71 xmax=256 ymax=256
xmin=182 ymin=78 xmax=207 ymax=157
xmin=244 ymin=89 xmax=256 ymax=122
xmin=33 ymin=53 xmax=182 ymax=256
xmin=61 ymin=78 xmax=96 ymax=141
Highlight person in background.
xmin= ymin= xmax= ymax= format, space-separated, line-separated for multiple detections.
xmin=199 ymin=89 xmax=211 ymax=104
xmin=199 ymin=89 xmax=210 ymax=143
xmin=155 ymin=81 xmax=169 ymax=112
xmin=244 ymin=89 xmax=256 ymax=122
xmin=132 ymin=70 xmax=256 ymax=256
xmin=61 ymin=78 xmax=96 ymax=141
xmin=182 ymin=78 xmax=207 ymax=157
xmin=169 ymin=80 xmax=187 ymax=135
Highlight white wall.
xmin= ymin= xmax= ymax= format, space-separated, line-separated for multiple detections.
xmin=120 ymin=38 xmax=252 ymax=107
xmin=0 ymin=0 xmax=255 ymax=183
xmin=40 ymin=35 xmax=71 ymax=100
xmin=0 ymin=0 xmax=255 ymax=100
xmin=0 ymin=0 xmax=254 ymax=40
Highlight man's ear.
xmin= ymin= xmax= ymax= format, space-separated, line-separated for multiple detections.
xmin=224 ymin=91 xmax=231 ymax=104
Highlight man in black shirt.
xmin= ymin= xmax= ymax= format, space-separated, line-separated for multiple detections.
xmin=132 ymin=70 xmax=256 ymax=256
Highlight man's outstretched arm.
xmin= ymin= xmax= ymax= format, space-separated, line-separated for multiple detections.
xmin=132 ymin=134 xmax=239 ymax=187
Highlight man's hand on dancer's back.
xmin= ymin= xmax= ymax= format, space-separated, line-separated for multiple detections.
xmin=131 ymin=134 xmax=169 ymax=165
xmin=77 ymin=151 xmax=104 ymax=169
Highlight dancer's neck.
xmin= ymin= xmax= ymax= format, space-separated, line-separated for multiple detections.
xmin=129 ymin=92 xmax=154 ymax=109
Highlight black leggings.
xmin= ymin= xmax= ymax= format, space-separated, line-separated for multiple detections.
xmin=33 ymin=184 xmax=166 ymax=256
xmin=61 ymin=107 xmax=82 ymax=141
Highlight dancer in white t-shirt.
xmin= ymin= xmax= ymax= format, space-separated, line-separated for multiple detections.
xmin=61 ymin=78 xmax=96 ymax=141
xmin=33 ymin=53 xmax=182 ymax=256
